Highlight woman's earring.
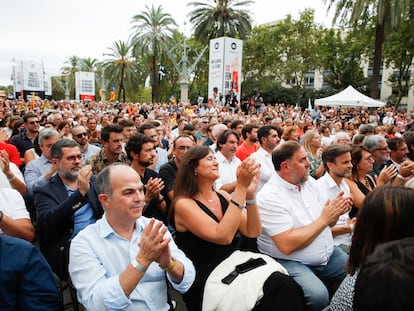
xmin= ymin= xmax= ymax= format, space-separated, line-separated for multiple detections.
xmin=194 ymin=171 xmax=197 ymax=176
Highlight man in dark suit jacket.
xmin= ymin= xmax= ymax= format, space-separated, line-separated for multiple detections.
xmin=34 ymin=139 xmax=104 ymax=280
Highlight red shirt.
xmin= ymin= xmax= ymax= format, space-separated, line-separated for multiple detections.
xmin=236 ymin=141 xmax=258 ymax=161
xmin=0 ymin=141 xmax=22 ymax=166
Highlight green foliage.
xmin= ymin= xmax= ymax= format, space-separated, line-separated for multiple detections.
xmin=188 ymin=0 xmax=254 ymax=44
xmin=130 ymin=4 xmax=177 ymax=103
xmin=316 ymin=28 xmax=368 ymax=90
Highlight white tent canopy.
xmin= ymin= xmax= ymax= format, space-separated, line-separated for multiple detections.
xmin=314 ymin=85 xmax=386 ymax=107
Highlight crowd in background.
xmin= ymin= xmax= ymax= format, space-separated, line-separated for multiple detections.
xmin=2 ymin=96 xmax=414 ymax=310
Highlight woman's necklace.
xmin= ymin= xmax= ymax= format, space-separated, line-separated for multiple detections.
xmin=199 ymin=192 xmax=216 ymax=211
xmin=359 ymin=175 xmax=371 ymax=190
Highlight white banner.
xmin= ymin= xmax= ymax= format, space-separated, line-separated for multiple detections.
xmin=22 ymin=60 xmax=44 ymax=91
xmin=13 ymin=61 xmax=24 ymax=93
xmin=44 ymin=73 xmax=52 ymax=96
xmin=208 ymin=37 xmax=243 ymax=104
xmin=75 ymin=71 xmax=95 ymax=100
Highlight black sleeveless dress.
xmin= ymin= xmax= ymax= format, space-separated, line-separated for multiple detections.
xmin=173 ymin=192 xmax=237 ymax=311
xmin=349 ymin=175 xmax=375 ymax=218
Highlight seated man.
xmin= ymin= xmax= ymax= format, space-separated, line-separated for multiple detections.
xmin=257 ymin=141 xmax=352 ymax=311
xmin=34 ymin=139 xmax=104 ymax=280
xmin=69 ymin=164 xmax=195 ymax=310
xmin=0 ymin=235 xmax=60 ymax=310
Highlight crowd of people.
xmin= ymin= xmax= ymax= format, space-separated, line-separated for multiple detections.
xmin=1 ymin=96 xmax=414 ymax=310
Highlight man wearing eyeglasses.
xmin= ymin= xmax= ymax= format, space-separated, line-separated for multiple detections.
xmin=71 ymin=125 xmax=101 ymax=162
xmin=10 ymin=112 xmax=40 ymax=166
xmin=34 ymin=139 xmax=104 ymax=280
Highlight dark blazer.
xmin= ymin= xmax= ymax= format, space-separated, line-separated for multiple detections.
xmin=34 ymin=174 xmax=104 ymax=280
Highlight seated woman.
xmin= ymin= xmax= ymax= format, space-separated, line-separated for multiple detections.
xmin=302 ymin=129 xmax=324 ymax=179
xmin=330 ymin=186 xmax=414 ymax=311
xmin=171 ymin=146 xmax=304 ymax=311
xmin=345 ymin=146 xmax=397 ymax=218
xmin=354 ymin=237 xmax=414 ymax=311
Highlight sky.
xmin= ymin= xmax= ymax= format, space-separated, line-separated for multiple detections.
xmin=0 ymin=0 xmax=335 ymax=86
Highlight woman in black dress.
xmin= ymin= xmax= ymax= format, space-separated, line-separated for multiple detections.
xmin=171 ymin=146 xmax=261 ymax=310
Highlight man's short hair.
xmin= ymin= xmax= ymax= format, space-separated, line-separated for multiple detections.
xmin=387 ymin=137 xmax=405 ymax=151
xmin=96 ymin=165 xmax=114 ymax=198
xmin=230 ymin=120 xmax=243 ymax=130
xmin=23 ymin=112 xmax=37 ymax=123
xmin=38 ymin=128 xmax=60 ymax=146
xmin=125 ymin=133 xmax=153 ymax=161
xmin=322 ymin=144 xmax=351 ymax=173
xmin=257 ymin=125 xmax=278 ymax=145
xmin=241 ymin=124 xmax=258 ymax=140
xmin=50 ymin=139 xmax=79 ymax=159
xmin=333 ymin=132 xmax=351 ymax=144
xmin=363 ymin=135 xmax=387 ymax=152
xmin=212 ymin=124 xmax=228 ymax=139
xmin=272 ymin=141 xmax=302 ymax=171
xmin=216 ymin=130 xmax=239 ymax=151
xmin=101 ymin=125 xmax=123 ymax=142
xmin=359 ymin=124 xmax=375 ymax=135
xmin=118 ymin=119 xmax=134 ymax=128
xmin=183 ymin=124 xmax=195 ymax=132
xmin=137 ymin=123 xmax=155 ymax=133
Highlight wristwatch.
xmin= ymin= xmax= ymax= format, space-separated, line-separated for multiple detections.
xmin=131 ymin=257 xmax=148 ymax=273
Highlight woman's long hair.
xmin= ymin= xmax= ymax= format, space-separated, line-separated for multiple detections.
xmin=302 ymin=129 xmax=318 ymax=154
xmin=348 ymin=186 xmax=414 ymax=274
xmin=169 ymin=145 xmax=211 ymax=223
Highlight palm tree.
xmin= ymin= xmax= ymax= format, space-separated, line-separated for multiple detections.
xmin=188 ymin=0 xmax=254 ymax=44
xmin=103 ymin=40 xmax=135 ymax=102
xmin=130 ymin=4 xmax=177 ymax=103
xmin=61 ymin=55 xmax=81 ymax=99
xmin=80 ymin=57 xmax=99 ymax=72
xmin=325 ymin=0 xmax=410 ymax=99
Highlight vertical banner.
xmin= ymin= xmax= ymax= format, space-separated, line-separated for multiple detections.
xmin=44 ymin=73 xmax=52 ymax=97
xmin=75 ymin=71 xmax=95 ymax=101
xmin=208 ymin=37 xmax=243 ymax=105
xmin=22 ymin=60 xmax=44 ymax=92
xmin=13 ymin=61 xmax=24 ymax=99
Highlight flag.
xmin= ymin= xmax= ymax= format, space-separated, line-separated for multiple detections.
xmin=30 ymin=92 xmax=35 ymax=110
xmin=169 ymin=95 xmax=176 ymax=104
xmin=308 ymin=98 xmax=312 ymax=111
xmin=109 ymin=83 xmax=116 ymax=101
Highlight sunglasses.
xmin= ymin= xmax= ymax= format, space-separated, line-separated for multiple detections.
xmin=29 ymin=121 xmax=40 ymax=125
xmin=75 ymin=132 xmax=88 ymax=139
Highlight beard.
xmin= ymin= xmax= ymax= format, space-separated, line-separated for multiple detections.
xmin=59 ymin=167 xmax=80 ymax=182
xmin=138 ymin=159 xmax=153 ymax=168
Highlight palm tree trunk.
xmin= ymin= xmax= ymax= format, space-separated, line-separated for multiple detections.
xmin=118 ymin=65 xmax=125 ymax=102
xmin=152 ymin=56 xmax=159 ymax=103
xmin=370 ymin=21 xmax=385 ymax=99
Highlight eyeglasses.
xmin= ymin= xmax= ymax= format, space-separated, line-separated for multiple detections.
xmin=74 ymin=132 xmax=88 ymax=139
xmin=375 ymin=146 xmax=390 ymax=151
xmin=29 ymin=121 xmax=40 ymax=125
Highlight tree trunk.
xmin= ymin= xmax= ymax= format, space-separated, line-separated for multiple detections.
xmin=370 ymin=21 xmax=385 ymax=99
xmin=152 ymin=56 xmax=159 ymax=103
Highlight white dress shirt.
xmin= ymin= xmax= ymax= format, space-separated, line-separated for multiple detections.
xmin=317 ymin=173 xmax=351 ymax=246
xmin=214 ymin=151 xmax=241 ymax=191
xmin=257 ymin=172 xmax=334 ymax=266
xmin=249 ymin=147 xmax=274 ymax=192
xmin=69 ymin=215 xmax=195 ymax=311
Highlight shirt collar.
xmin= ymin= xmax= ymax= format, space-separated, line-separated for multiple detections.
xmin=99 ymin=214 xmax=146 ymax=239
xmin=275 ymin=171 xmax=301 ymax=193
